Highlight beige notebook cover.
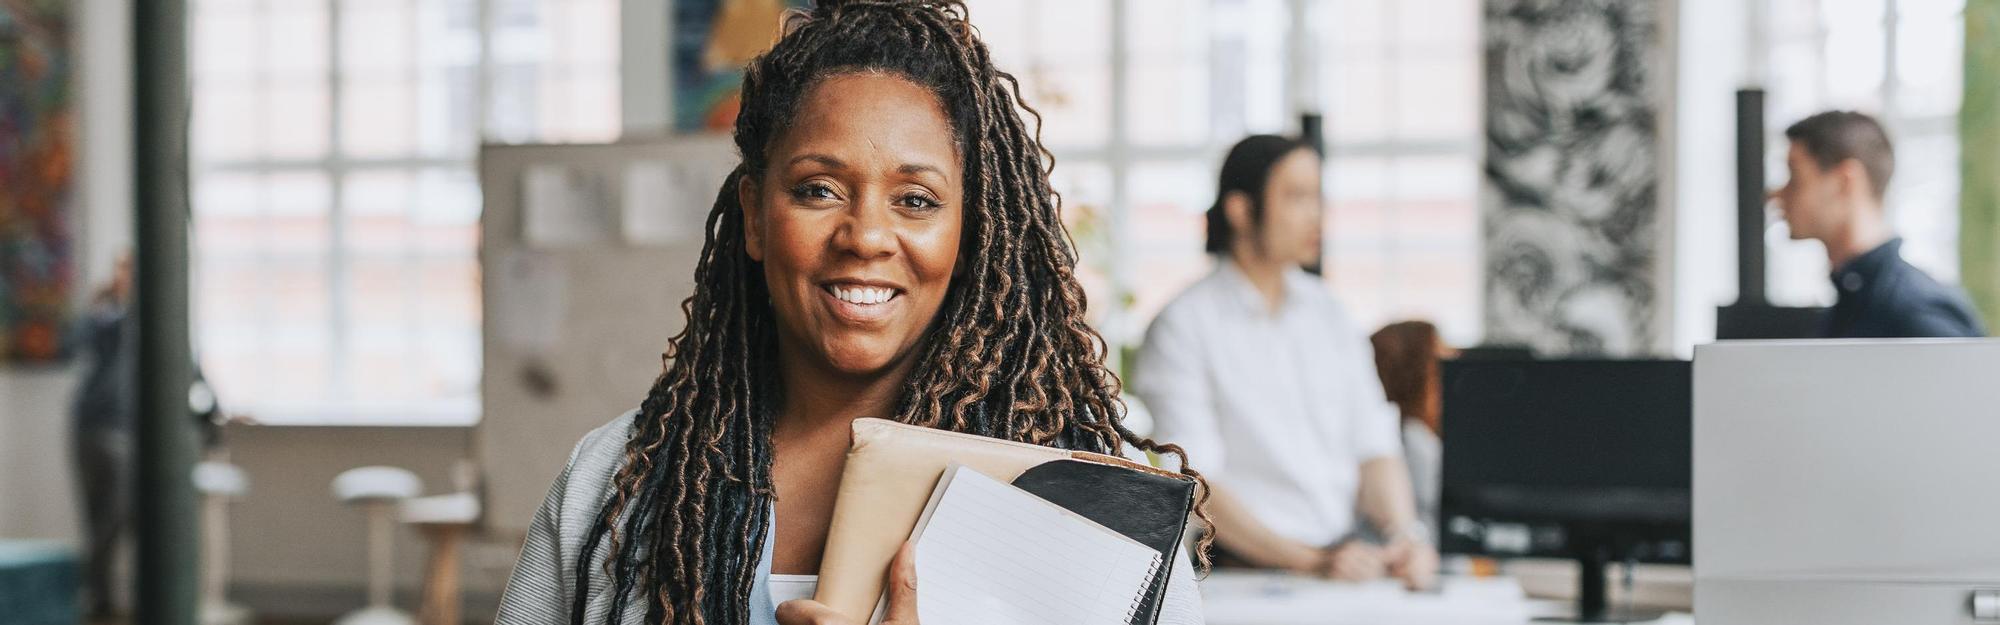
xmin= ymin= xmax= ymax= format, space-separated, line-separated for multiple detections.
xmin=812 ymin=418 xmax=1162 ymax=621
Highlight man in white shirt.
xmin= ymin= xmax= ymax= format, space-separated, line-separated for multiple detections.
xmin=1133 ymin=135 xmax=1438 ymax=588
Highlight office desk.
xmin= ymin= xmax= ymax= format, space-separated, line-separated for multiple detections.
xmin=1200 ymin=571 xmax=1695 ymax=625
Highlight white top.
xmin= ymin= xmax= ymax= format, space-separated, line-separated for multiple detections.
xmin=1400 ymin=420 xmax=1441 ymax=533
xmin=1131 ymin=261 xmax=1403 ymax=546
xmin=768 ymin=574 xmax=818 ymax=608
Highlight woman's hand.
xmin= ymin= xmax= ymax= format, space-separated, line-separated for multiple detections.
xmin=1316 ymin=540 xmax=1388 ymax=581
xmin=776 ymin=542 xmax=920 ymax=625
xmin=1382 ymin=534 xmax=1440 ymax=591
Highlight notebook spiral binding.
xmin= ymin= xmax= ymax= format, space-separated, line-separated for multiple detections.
xmin=1123 ymin=553 xmax=1164 ymax=625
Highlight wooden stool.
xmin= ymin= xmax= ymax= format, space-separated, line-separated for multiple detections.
xmin=402 ymin=493 xmax=480 ymax=625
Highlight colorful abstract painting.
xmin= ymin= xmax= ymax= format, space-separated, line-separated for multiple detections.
xmin=673 ymin=0 xmax=806 ymax=132
xmin=0 ymin=0 xmax=74 ymax=362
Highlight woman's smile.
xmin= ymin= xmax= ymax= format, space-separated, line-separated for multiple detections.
xmin=817 ymin=279 xmax=906 ymax=326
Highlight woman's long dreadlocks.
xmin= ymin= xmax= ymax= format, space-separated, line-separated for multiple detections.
xmin=573 ymin=2 xmax=1211 ymax=623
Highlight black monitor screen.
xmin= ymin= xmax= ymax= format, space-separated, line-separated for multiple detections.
xmin=1439 ymin=359 xmax=1691 ymax=562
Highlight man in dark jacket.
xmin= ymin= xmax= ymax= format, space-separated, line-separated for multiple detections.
xmin=70 ymin=254 xmax=222 ymax=617
xmin=1770 ymin=111 xmax=1986 ymax=338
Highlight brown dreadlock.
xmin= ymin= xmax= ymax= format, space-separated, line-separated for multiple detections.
xmin=574 ymin=2 xmax=1211 ymax=623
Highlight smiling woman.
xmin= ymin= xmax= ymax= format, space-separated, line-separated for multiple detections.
xmin=741 ymin=73 xmax=966 ymax=381
xmin=492 ymin=2 xmax=1209 ymax=625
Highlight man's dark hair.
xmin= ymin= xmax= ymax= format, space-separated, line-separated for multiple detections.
xmin=1785 ymin=110 xmax=1895 ymax=199
xmin=1203 ymin=134 xmax=1314 ymax=254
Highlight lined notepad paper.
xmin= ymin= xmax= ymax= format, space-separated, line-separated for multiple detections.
xmin=905 ymin=464 xmax=1162 ymax=625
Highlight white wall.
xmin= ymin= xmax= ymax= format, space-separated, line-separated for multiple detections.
xmin=1670 ymin=0 xmax=1752 ymax=355
xmin=620 ymin=0 xmax=670 ymax=136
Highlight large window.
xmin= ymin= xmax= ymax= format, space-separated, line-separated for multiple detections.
xmin=190 ymin=0 xmax=620 ymax=426
xmin=968 ymin=0 xmax=1484 ymax=353
xmin=1761 ymin=0 xmax=1966 ymax=305
xmin=1314 ymin=0 xmax=1482 ymax=346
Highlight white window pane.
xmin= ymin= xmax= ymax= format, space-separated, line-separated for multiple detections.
xmin=538 ymin=72 xmax=623 ymax=143
xmin=1395 ymin=0 xmax=1478 ymax=49
xmin=417 ymin=0 xmax=483 ymax=71
xmin=266 ymin=171 xmax=332 ymax=219
xmin=1050 ymin=161 xmax=1118 ymax=329
xmin=418 ymin=322 xmax=481 ymax=403
xmin=1769 ymin=40 xmax=1827 ymax=122
xmin=417 ymin=260 xmax=480 ymax=322
xmin=1395 ymin=54 xmax=1479 ymax=141
xmin=340 ymin=0 xmax=415 ymax=76
xmin=345 ymin=169 xmax=411 ymax=218
xmin=1034 ymin=0 xmax=1112 ymax=57
xmin=1327 ymin=0 xmax=1390 ymax=52
xmin=194 ymin=8 xmax=257 ymax=80
xmin=1128 ymin=0 xmax=1207 ymax=57
xmin=1327 ymin=55 xmax=1391 ymax=143
xmin=485 ymin=63 xmax=539 ymax=142
xmin=264 ymin=4 xmax=329 ymax=76
xmin=1821 ymin=2 xmax=1886 ymax=107
xmin=1328 ymin=156 xmax=1391 ymax=203
xmin=558 ymin=0 xmax=622 ymax=66
xmin=1887 ymin=133 xmax=1959 ymax=281
xmin=1895 ymin=13 xmax=1962 ymax=118
xmin=1770 ymin=0 xmax=1824 ymax=39
xmin=1899 ymin=0 xmax=1966 ymax=18
xmin=418 ymin=67 xmax=480 ymax=157
xmin=1127 ymin=60 xmax=1211 ymax=146
xmin=1392 ymin=154 xmax=1479 ymax=206
xmin=1026 ymin=65 xmax=1113 ymax=149
xmin=1241 ymin=15 xmax=1290 ymax=136
xmin=969 ymin=0 xmax=1031 ymax=65
xmin=342 ymin=79 xmax=417 ymax=157
xmin=416 ymin=168 xmax=482 ymax=227
xmin=194 ymin=171 xmax=259 ymax=217
xmin=1126 ymin=161 xmax=1216 ymax=328
xmin=262 ymin=80 xmax=330 ymax=159
xmin=192 ymin=82 xmax=257 ymax=161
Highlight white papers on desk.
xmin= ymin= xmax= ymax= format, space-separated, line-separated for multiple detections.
xmin=1199 ymin=572 xmax=1533 ymax=625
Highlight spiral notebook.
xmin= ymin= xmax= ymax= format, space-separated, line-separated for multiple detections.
xmin=902 ymin=463 xmax=1163 ymax=625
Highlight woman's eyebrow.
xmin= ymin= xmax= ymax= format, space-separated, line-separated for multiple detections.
xmin=787 ymin=153 xmax=848 ymax=170
xmin=897 ymin=163 xmax=946 ymax=178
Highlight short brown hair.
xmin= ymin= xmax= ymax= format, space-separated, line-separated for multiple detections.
xmin=1785 ymin=110 xmax=1895 ymax=199
xmin=1371 ymin=320 xmax=1444 ymax=435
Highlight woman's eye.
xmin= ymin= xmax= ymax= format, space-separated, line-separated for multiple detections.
xmin=897 ymin=194 xmax=942 ymax=210
xmin=790 ymin=182 xmax=837 ymax=201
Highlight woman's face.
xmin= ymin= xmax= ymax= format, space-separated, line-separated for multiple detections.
xmin=741 ymin=72 xmax=965 ymax=379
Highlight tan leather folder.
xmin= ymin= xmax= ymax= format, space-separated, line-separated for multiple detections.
xmin=813 ymin=418 xmax=1183 ymax=622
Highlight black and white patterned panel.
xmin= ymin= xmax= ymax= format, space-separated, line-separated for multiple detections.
xmin=1482 ymin=0 xmax=1661 ymax=356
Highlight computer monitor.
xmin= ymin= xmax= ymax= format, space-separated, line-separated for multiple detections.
xmin=1438 ymin=359 xmax=1691 ymax=623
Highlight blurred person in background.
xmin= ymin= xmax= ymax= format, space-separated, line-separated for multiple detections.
xmin=1369 ymin=320 xmax=1454 ymax=533
xmin=1132 ymin=134 xmax=1438 ymax=590
xmin=1771 ymin=110 xmax=1986 ymax=339
xmin=69 ymin=252 xmax=224 ymax=618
